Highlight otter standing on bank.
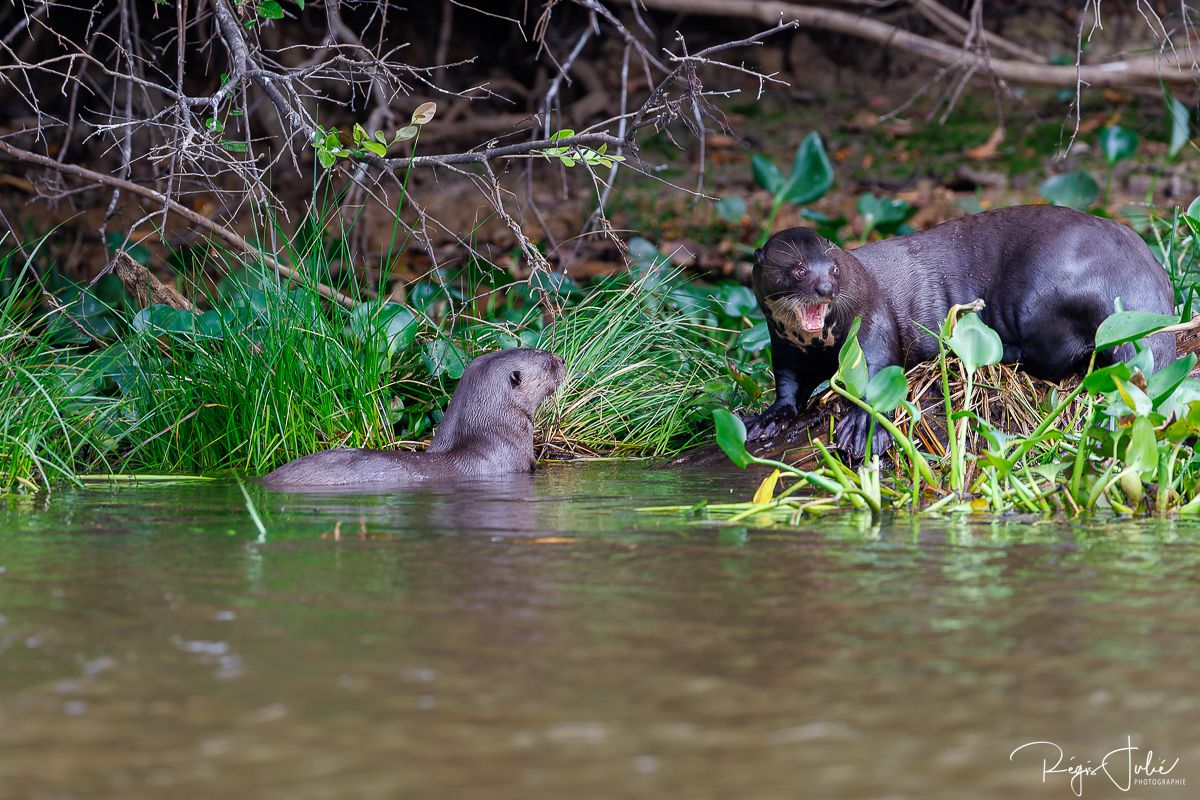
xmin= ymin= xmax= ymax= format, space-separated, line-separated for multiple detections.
xmin=261 ymin=348 xmax=565 ymax=490
xmin=748 ymin=205 xmax=1177 ymax=457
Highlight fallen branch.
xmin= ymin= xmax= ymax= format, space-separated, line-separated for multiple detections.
xmin=630 ymin=0 xmax=1200 ymax=90
xmin=0 ymin=138 xmax=358 ymax=308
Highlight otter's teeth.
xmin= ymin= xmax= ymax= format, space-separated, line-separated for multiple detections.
xmin=799 ymin=303 xmax=827 ymax=333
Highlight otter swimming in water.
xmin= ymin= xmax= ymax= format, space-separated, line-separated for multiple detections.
xmin=748 ymin=205 xmax=1177 ymax=457
xmin=261 ymin=348 xmax=565 ymax=490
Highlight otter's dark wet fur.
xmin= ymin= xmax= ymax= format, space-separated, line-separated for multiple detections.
xmin=261 ymin=348 xmax=565 ymax=490
xmin=748 ymin=205 xmax=1178 ymax=458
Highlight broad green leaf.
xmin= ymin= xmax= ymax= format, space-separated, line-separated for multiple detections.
xmin=373 ymin=304 xmax=418 ymax=354
xmin=316 ymin=149 xmax=336 ymax=169
xmin=1082 ymin=361 xmax=1132 ymax=395
xmin=1099 ymin=125 xmax=1139 ymax=165
xmin=947 ymin=313 xmax=1003 ymax=373
xmin=1146 ymin=352 xmax=1196 ymax=406
xmin=1166 ymin=93 xmax=1190 ymax=158
xmin=719 ymin=284 xmax=759 ymax=318
xmin=132 ymin=305 xmax=195 ymax=335
xmin=712 ymin=407 xmax=754 ymax=468
xmin=857 ymin=193 xmax=913 ymax=235
xmin=738 ymin=321 xmax=771 ymax=353
xmin=782 ymin=132 xmax=834 ymax=205
xmin=423 ymin=339 xmax=467 ymax=379
xmin=715 ymin=195 xmax=747 ymax=223
xmin=1094 ymin=310 xmax=1177 ymax=350
xmin=360 ymin=140 xmax=387 ymax=157
xmin=197 ymin=310 xmax=225 ymax=338
xmin=393 ymin=125 xmax=419 ymax=142
xmin=750 ymin=154 xmax=784 ymax=195
xmin=837 ymin=317 xmax=868 ymax=396
xmin=256 ymin=0 xmax=284 ymax=19
xmin=1039 ymin=171 xmax=1099 ymax=210
xmin=864 ymin=364 xmax=907 ymax=413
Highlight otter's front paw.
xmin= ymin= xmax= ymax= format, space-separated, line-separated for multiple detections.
xmin=834 ymin=407 xmax=893 ymax=461
xmin=744 ymin=402 xmax=798 ymax=441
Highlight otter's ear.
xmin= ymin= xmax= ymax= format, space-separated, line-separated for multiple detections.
xmin=754 ymin=247 xmax=765 ymax=268
xmin=509 ymin=370 xmax=522 ymax=388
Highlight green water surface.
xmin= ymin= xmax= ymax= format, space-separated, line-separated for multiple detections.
xmin=1 ymin=462 xmax=1196 ymax=799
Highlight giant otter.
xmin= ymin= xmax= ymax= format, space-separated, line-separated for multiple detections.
xmin=261 ymin=348 xmax=565 ymax=490
xmin=748 ymin=205 xmax=1177 ymax=457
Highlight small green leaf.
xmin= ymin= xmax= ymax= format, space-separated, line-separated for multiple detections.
xmin=549 ymin=128 xmax=574 ymax=141
xmin=256 ymin=0 xmax=284 ymax=19
xmin=1095 ymin=310 xmax=1177 ymax=350
xmin=947 ymin=313 xmax=1003 ymax=373
xmin=857 ymin=193 xmax=914 ymax=235
xmin=712 ymin=408 xmax=754 ymax=468
xmin=750 ymin=153 xmax=784 ymax=195
xmin=360 ymin=140 xmax=387 ymax=157
xmin=1124 ymin=416 xmax=1158 ymax=474
xmin=559 ymin=155 xmax=576 ymax=167
xmin=1113 ymin=376 xmax=1154 ymax=417
xmin=1146 ymin=353 xmax=1196 ymax=405
xmin=864 ymin=365 xmax=908 ymax=413
xmin=1039 ymin=171 xmax=1100 ymax=210
xmin=294 ymin=0 xmax=304 ymax=9
xmin=716 ymin=195 xmax=747 ymax=223
xmin=837 ymin=317 xmax=868 ymax=396
xmin=393 ymin=125 xmax=419 ymax=142
xmin=221 ymin=139 xmax=249 ymax=153
xmin=1099 ymin=125 xmax=1139 ymax=165
xmin=738 ymin=321 xmax=771 ymax=353
xmin=1166 ymin=93 xmax=1190 ymax=158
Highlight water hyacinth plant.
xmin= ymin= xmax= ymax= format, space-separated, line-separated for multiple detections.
xmin=685 ymin=305 xmax=1200 ymax=521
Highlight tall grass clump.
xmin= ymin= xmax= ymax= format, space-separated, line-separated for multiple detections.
xmin=0 ymin=304 xmax=122 ymax=493
xmin=539 ymin=276 xmax=730 ymax=456
xmin=113 ymin=271 xmax=431 ymax=475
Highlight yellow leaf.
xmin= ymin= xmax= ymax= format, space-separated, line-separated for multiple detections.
xmin=753 ymin=469 xmax=781 ymax=504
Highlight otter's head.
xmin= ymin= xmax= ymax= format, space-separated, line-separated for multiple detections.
xmin=753 ymin=227 xmax=841 ymax=335
xmin=429 ymin=348 xmax=565 ymax=454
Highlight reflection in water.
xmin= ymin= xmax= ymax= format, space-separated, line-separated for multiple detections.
xmin=0 ymin=462 xmax=1197 ymax=799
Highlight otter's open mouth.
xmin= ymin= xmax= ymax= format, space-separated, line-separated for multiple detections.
xmin=798 ymin=302 xmax=828 ymax=333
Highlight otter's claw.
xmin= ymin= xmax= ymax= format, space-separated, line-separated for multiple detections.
xmin=834 ymin=407 xmax=893 ymax=462
xmin=744 ymin=402 xmax=798 ymax=441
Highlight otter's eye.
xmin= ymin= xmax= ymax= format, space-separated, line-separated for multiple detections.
xmin=509 ymin=370 xmax=522 ymax=388
xmin=831 ymin=266 xmax=839 ymax=278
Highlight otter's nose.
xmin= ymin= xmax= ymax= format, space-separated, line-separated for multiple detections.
xmin=545 ymin=352 xmax=565 ymax=376
xmin=815 ymin=277 xmax=835 ymax=298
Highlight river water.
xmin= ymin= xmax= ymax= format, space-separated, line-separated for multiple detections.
xmin=1 ymin=462 xmax=1196 ymax=799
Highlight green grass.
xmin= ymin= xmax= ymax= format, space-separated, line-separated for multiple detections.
xmin=0 ymin=246 xmax=742 ymax=492
xmin=539 ymin=277 xmax=729 ymax=456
